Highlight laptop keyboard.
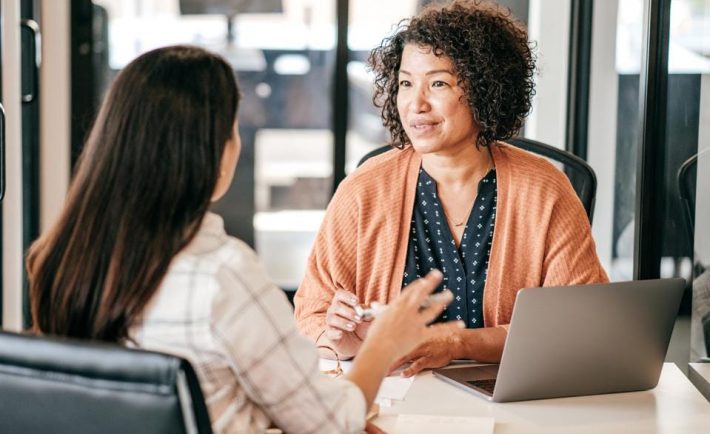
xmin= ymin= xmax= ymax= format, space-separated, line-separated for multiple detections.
xmin=466 ymin=379 xmax=497 ymax=395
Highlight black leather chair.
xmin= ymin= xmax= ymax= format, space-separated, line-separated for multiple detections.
xmin=0 ymin=331 xmax=212 ymax=434
xmin=358 ymin=137 xmax=597 ymax=223
xmin=678 ymin=153 xmax=697 ymax=242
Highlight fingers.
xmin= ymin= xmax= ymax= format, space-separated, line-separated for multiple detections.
xmin=418 ymin=290 xmax=454 ymax=324
xmin=325 ymin=327 xmax=343 ymax=341
xmin=388 ymin=355 xmax=409 ymax=375
xmin=353 ymin=320 xmax=372 ymax=341
xmin=402 ymin=357 xmax=428 ymax=377
xmin=326 ymin=289 xmax=362 ymax=333
xmin=327 ymin=313 xmax=358 ymax=333
xmin=327 ymin=303 xmax=360 ymax=325
xmin=334 ymin=289 xmax=359 ymax=307
xmin=388 ymin=343 xmax=426 ymax=374
xmin=403 ymin=270 xmax=444 ymax=304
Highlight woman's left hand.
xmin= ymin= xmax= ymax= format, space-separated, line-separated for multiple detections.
xmin=389 ymin=327 xmax=461 ymax=377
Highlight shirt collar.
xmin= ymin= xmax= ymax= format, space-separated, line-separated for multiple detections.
xmin=200 ymin=212 xmax=226 ymax=237
xmin=418 ymin=166 xmax=496 ymax=195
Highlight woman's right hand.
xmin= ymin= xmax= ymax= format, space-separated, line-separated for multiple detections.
xmin=344 ymin=270 xmax=461 ymax=410
xmin=323 ymin=290 xmax=372 ymax=358
xmin=325 ymin=290 xmax=363 ymax=340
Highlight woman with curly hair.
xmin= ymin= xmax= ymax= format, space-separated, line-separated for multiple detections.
xmin=295 ymin=0 xmax=608 ymax=376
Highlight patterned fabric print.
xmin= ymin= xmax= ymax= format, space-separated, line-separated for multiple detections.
xmin=402 ymin=168 xmax=497 ymax=328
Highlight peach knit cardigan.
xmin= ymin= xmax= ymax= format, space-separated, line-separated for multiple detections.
xmin=294 ymin=143 xmax=608 ymax=342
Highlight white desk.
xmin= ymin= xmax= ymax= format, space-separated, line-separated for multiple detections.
xmin=373 ymin=363 xmax=710 ymax=433
xmin=689 ymin=363 xmax=710 ymax=401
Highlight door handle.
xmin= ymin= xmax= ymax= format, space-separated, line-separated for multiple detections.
xmin=21 ymin=19 xmax=41 ymax=104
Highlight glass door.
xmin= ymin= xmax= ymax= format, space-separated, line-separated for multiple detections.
xmin=675 ymin=0 xmax=710 ymax=362
xmin=240 ymin=1 xmax=337 ymax=291
xmin=344 ymin=0 xmax=417 ymax=173
xmin=81 ymin=0 xmax=337 ymax=293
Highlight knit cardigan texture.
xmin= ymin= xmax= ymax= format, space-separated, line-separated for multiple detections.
xmin=294 ymin=143 xmax=609 ymax=342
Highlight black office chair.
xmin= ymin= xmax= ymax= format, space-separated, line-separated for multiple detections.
xmin=0 ymin=331 xmax=213 ymax=434
xmin=358 ymin=137 xmax=597 ymax=223
xmin=678 ymin=153 xmax=697 ymax=243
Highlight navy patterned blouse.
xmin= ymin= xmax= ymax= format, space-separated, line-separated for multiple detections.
xmin=402 ymin=167 xmax=497 ymax=328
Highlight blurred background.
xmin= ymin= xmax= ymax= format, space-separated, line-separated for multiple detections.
xmin=1 ymin=0 xmax=709 ymax=364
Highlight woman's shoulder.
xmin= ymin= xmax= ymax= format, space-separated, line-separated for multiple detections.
xmin=175 ymin=216 xmax=262 ymax=276
xmin=179 ymin=231 xmax=274 ymax=299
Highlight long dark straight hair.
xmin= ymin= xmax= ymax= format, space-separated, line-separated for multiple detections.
xmin=27 ymin=45 xmax=240 ymax=342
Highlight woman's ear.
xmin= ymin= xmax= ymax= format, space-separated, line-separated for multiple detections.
xmin=211 ymin=122 xmax=241 ymax=202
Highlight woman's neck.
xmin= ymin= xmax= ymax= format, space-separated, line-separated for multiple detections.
xmin=420 ymin=144 xmax=493 ymax=189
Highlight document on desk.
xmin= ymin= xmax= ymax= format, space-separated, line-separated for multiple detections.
xmin=376 ymin=374 xmax=414 ymax=401
xmin=318 ymin=359 xmax=414 ymax=402
xmin=393 ymin=415 xmax=494 ymax=434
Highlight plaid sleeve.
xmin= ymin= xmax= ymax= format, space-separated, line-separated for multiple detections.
xmin=210 ymin=242 xmax=366 ymax=434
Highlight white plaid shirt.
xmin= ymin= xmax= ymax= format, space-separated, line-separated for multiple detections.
xmin=130 ymin=213 xmax=366 ymax=434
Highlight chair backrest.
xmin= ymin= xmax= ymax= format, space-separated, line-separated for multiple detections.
xmin=357 ymin=138 xmax=597 ymax=223
xmin=0 ymin=331 xmax=212 ymax=434
xmin=677 ymin=153 xmax=697 ymax=242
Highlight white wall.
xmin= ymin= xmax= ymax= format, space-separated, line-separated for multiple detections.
xmin=1 ymin=0 xmax=71 ymax=330
xmin=39 ymin=0 xmax=70 ymax=232
xmin=586 ymin=0 xmax=620 ymax=273
xmin=527 ymin=0 xmax=618 ymax=272
xmin=525 ymin=0 xmax=570 ymax=149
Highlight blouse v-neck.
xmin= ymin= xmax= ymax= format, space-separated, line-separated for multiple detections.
xmin=402 ymin=166 xmax=497 ymax=328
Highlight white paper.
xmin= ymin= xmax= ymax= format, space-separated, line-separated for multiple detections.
xmin=394 ymin=414 xmax=495 ymax=434
xmin=376 ymin=375 xmax=414 ymax=401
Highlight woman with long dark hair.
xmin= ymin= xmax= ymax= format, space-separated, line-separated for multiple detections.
xmin=27 ymin=45 xmax=460 ymax=434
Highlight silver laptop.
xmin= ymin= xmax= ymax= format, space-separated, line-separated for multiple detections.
xmin=433 ymin=279 xmax=685 ymax=402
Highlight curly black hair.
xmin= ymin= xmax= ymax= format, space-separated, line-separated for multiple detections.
xmin=369 ymin=0 xmax=536 ymax=149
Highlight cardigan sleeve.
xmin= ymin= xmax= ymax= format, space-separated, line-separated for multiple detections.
xmin=294 ymin=180 xmax=360 ymax=343
xmin=541 ymin=180 xmax=609 ymax=287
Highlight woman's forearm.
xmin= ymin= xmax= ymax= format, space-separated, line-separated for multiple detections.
xmin=345 ymin=338 xmax=397 ymax=409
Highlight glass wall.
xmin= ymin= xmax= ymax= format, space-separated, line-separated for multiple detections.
xmin=584 ymin=0 xmax=703 ymax=285
xmin=677 ymin=0 xmax=710 ymax=362
xmin=344 ymin=0 xmax=417 ymax=173
xmin=92 ymin=0 xmax=337 ymax=289
xmin=82 ymin=0 xmax=697 ymax=293
xmin=586 ymin=0 xmax=644 ymax=280
xmin=586 ymin=0 xmax=708 ymax=362
xmin=692 ymin=108 xmax=709 ymax=361
xmin=663 ymin=0 xmax=710 ymax=364
xmin=87 ymin=0 xmax=567 ymax=291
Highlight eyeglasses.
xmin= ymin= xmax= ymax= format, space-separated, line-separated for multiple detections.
xmin=317 ymin=345 xmax=343 ymax=378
